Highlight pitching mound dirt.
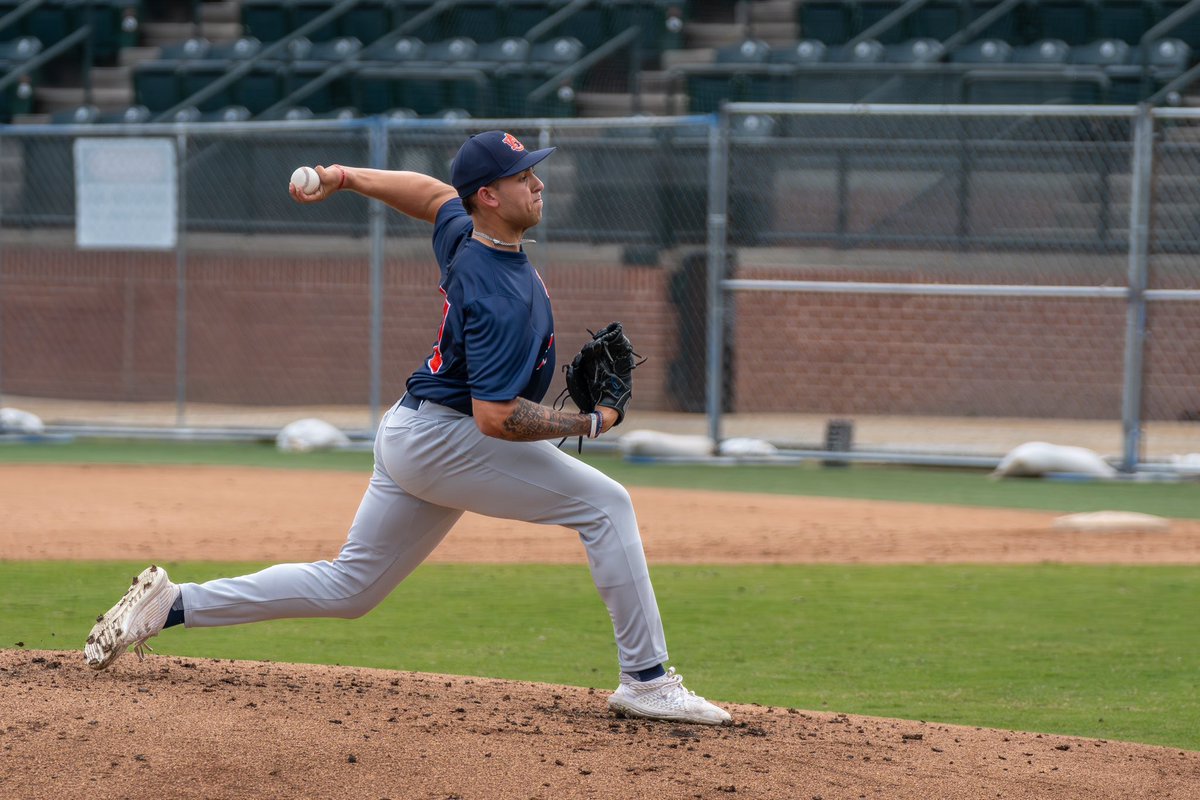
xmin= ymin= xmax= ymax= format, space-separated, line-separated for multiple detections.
xmin=1 ymin=650 xmax=1196 ymax=800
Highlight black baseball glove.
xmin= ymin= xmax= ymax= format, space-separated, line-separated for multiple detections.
xmin=560 ymin=321 xmax=642 ymax=426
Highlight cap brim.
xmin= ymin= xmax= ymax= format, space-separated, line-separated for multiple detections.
xmin=496 ymin=146 xmax=556 ymax=181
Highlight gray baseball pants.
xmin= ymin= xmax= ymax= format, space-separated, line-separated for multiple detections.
xmin=178 ymin=397 xmax=669 ymax=672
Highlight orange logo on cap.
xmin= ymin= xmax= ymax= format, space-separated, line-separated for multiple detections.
xmin=501 ymin=132 xmax=525 ymax=152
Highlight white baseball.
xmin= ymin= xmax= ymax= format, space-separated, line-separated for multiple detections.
xmin=290 ymin=165 xmax=320 ymax=195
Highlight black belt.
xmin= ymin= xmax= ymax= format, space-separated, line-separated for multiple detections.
xmin=399 ymin=393 xmax=422 ymax=411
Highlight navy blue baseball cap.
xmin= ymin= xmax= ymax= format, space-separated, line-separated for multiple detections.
xmin=450 ymin=131 xmax=556 ymax=198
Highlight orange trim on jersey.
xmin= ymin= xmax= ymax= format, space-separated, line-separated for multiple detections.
xmin=427 ymin=289 xmax=450 ymax=373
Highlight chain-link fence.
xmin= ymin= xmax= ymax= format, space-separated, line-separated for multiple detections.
xmin=0 ymin=115 xmax=714 ymax=437
xmin=1 ymin=108 xmax=1198 ymax=470
xmin=712 ymin=104 xmax=1200 ymax=468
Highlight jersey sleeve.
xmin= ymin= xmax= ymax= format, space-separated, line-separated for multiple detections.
xmin=431 ymin=199 xmax=473 ymax=274
xmin=463 ymin=294 xmax=540 ymax=401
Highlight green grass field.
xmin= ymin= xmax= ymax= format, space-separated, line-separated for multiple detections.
xmin=2 ymin=439 xmax=1198 ymax=750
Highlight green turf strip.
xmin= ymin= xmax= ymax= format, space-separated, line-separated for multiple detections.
xmin=4 ymin=561 xmax=1197 ymax=751
xmin=2 ymin=438 xmax=1198 ymax=518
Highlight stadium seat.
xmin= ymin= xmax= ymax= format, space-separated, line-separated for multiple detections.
xmin=364 ymin=35 xmax=425 ymax=61
xmin=949 ymin=38 xmax=1013 ymax=63
xmin=909 ymin=0 xmax=969 ymax=40
xmin=770 ymin=39 xmax=827 ymax=64
xmin=177 ymin=38 xmax=270 ymax=113
xmin=293 ymin=2 xmax=339 ymax=42
xmin=885 ymin=37 xmax=944 ymax=62
xmin=550 ymin=2 xmax=609 ymax=50
xmin=528 ymin=35 xmax=585 ymax=69
xmin=857 ymin=0 xmax=907 ymax=43
xmin=133 ymin=60 xmax=184 ymax=111
xmin=1029 ymin=0 xmax=1099 ymax=45
xmin=1097 ymin=0 xmax=1156 ymax=43
xmin=199 ymin=104 xmax=253 ymax=122
xmin=241 ymin=0 xmax=291 ymax=43
xmin=284 ymin=37 xmax=361 ymax=113
xmin=505 ymin=0 xmax=553 ymax=38
xmin=1011 ymin=38 xmax=1070 ymax=63
xmin=714 ymin=39 xmax=771 ymax=64
xmin=0 ymin=36 xmax=41 ymax=63
xmin=797 ymin=0 xmax=857 ymax=45
xmin=830 ymin=38 xmax=886 ymax=63
xmin=1157 ymin=2 xmax=1200 ymax=49
xmin=342 ymin=0 xmax=391 ymax=44
xmin=474 ymin=36 xmax=531 ymax=65
xmin=1069 ymin=37 xmax=1129 ymax=66
xmin=160 ymin=37 xmax=212 ymax=61
xmin=50 ymin=104 xmax=99 ymax=124
xmin=96 ymin=104 xmax=152 ymax=124
xmin=436 ymin=1 xmax=503 ymax=41
xmin=964 ymin=0 xmax=1020 ymax=43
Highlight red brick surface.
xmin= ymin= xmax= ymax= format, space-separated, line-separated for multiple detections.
xmin=2 ymin=249 xmax=1197 ymax=420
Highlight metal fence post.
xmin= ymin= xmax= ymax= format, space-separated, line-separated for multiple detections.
xmin=1121 ymin=104 xmax=1154 ymax=472
xmin=368 ymin=119 xmax=387 ymax=429
xmin=705 ymin=110 xmax=730 ymax=448
xmin=175 ymin=131 xmax=189 ymax=427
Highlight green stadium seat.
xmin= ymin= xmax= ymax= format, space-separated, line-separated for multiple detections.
xmin=552 ymin=2 xmax=609 ymax=50
xmin=391 ymin=1 xmax=440 ymax=41
xmin=831 ymin=38 xmax=885 ymax=62
xmin=949 ymin=38 xmax=1013 ymax=62
xmin=176 ymin=38 xmax=266 ymax=113
xmin=283 ymin=38 xmax=362 ymax=113
xmin=292 ymin=0 xmax=342 ymax=41
xmin=1069 ymin=37 xmax=1129 ymax=66
xmin=769 ymin=39 xmax=827 ymax=64
xmin=884 ymin=37 xmax=944 ymax=62
xmin=199 ymin=104 xmax=253 ymax=122
xmin=857 ymin=0 xmax=906 ymax=43
xmin=232 ymin=62 xmax=288 ymax=114
xmin=96 ymin=105 xmax=152 ymax=123
xmin=797 ymin=0 xmax=857 ymax=45
xmin=159 ymin=37 xmax=212 ymax=61
xmin=909 ymin=0 xmax=968 ymax=40
xmin=50 ymin=104 xmax=99 ymax=124
xmin=1097 ymin=0 xmax=1157 ymax=43
xmin=474 ymin=36 xmax=531 ymax=65
xmin=714 ymin=39 xmax=770 ymax=64
xmin=965 ymin=1 xmax=1020 ymax=43
xmin=241 ymin=0 xmax=291 ymax=42
xmin=343 ymin=0 xmax=391 ymax=44
xmin=436 ymin=2 xmax=503 ymax=41
xmin=133 ymin=60 xmax=183 ymax=111
xmin=528 ymin=35 xmax=584 ymax=69
xmin=0 ymin=35 xmax=41 ymax=62
xmin=1157 ymin=2 xmax=1200 ymax=49
xmin=1029 ymin=0 xmax=1098 ymax=45
xmin=1011 ymin=37 xmax=1070 ymax=63
xmin=505 ymin=0 xmax=553 ymax=38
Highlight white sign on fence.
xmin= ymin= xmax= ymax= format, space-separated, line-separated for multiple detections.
xmin=75 ymin=138 xmax=177 ymax=250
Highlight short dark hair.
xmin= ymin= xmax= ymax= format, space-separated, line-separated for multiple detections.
xmin=462 ymin=192 xmax=478 ymax=215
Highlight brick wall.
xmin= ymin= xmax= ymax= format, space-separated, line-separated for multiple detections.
xmin=2 ymin=246 xmax=1197 ymax=421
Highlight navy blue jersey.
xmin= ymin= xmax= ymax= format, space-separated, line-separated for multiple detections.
xmin=405 ymin=199 xmax=556 ymax=415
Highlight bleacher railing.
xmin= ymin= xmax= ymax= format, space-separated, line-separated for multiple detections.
xmin=1 ymin=108 xmax=1198 ymax=472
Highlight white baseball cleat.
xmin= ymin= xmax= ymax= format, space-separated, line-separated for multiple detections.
xmin=84 ymin=564 xmax=177 ymax=671
xmin=608 ymin=667 xmax=733 ymax=725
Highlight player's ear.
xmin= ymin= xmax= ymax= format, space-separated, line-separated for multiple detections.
xmin=476 ymin=184 xmax=501 ymax=209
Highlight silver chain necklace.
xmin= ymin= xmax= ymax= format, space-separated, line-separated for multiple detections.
xmin=473 ymin=229 xmax=536 ymax=247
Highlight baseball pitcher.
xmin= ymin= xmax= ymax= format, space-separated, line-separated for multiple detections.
xmin=83 ymin=130 xmax=730 ymax=726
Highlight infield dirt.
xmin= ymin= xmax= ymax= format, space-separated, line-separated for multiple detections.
xmin=1 ymin=463 xmax=1197 ymax=799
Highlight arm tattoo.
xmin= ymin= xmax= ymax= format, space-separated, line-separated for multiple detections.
xmin=500 ymin=398 xmax=591 ymax=441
